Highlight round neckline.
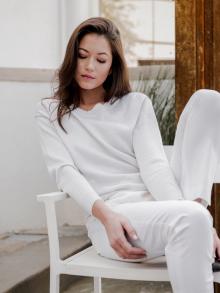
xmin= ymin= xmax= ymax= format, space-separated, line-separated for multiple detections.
xmin=74 ymin=96 xmax=119 ymax=115
xmin=75 ymin=101 xmax=108 ymax=115
xmin=78 ymin=101 xmax=105 ymax=112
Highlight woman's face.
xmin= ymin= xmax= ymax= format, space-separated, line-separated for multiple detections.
xmin=75 ymin=33 xmax=113 ymax=91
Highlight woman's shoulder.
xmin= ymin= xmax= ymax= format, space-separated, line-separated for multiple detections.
xmin=121 ymin=91 xmax=151 ymax=105
xmin=118 ymin=92 xmax=151 ymax=115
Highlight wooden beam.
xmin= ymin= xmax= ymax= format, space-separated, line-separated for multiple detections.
xmin=176 ymin=2 xmax=220 ymax=290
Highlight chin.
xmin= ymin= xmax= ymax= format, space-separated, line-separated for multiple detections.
xmin=78 ymin=81 xmax=101 ymax=91
xmin=79 ymin=84 xmax=97 ymax=90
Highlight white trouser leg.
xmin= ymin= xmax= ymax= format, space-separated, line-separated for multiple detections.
xmin=164 ymin=202 xmax=214 ymax=293
xmin=87 ymin=200 xmax=214 ymax=293
xmin=170 ymin=89 xmax=220 ymax=206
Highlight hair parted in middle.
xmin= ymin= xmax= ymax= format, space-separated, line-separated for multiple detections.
xmin=45 ymin=17 xmax=131 ymax=133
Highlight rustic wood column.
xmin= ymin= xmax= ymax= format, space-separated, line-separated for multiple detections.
xmin=176 ymin=1 xmax=220 ymax=291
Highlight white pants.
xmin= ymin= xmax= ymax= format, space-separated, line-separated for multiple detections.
xmin=86 ymin=89 xmax=220 ymax=293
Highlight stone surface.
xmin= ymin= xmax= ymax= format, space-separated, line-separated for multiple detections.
xmin=0 ymin=225 xmax=90 ymax=293
xmin=63 ymin=277 xmax=172 ymax=293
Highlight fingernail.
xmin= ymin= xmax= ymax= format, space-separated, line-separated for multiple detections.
xmin=132 ymin=234 xmax=138 ymax=240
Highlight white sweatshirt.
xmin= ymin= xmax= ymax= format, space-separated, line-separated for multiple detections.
xmin=35 ymin=92 xmax=184 ymax=218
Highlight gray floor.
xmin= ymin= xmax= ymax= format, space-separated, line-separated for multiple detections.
xmin=64 ymin=277 xmax=172 ymax=293
xmin=0 ymin=226 xmax=91 ymax=292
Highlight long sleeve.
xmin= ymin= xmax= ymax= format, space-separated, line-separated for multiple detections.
xmin=132 ymin=96 xmax=184 ymax=201
xmin=34 ymin=101 xmax=101 ymax=215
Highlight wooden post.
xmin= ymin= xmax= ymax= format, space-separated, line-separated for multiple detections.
xmin=176 ymin=1 xmax=220 ymax=291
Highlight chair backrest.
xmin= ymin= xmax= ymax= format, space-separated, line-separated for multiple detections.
xmin=37 ymin=145 xmax=220 ymax=267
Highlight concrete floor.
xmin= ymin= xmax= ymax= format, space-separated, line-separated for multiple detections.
xmin=0 ymin=225 xmax=91 ymax=292
xmin=64 ymin=277 xmax=172 ymax=293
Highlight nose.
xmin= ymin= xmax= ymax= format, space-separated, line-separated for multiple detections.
xmin=86 ymin=57 xmax=95 ymax=71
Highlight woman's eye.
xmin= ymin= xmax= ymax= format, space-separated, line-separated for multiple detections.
xmin=78 ymin=54 xmax=106 ymax=63
xmin=78 ymin=54 xmax=87 ymax=59
xmin=98 ymin=60 xmax=106 ymax=64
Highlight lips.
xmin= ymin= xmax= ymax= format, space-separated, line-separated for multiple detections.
xmin=81 ymin=74 xmax=95 ymax=79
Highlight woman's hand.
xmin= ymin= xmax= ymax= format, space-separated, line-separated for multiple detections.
xmin=92 ymin=199 xmax=146 ymax=259
xmin=213 ymin=227 xmax=220 ymax=260
xmin=102 ymin=211 xmax=147 ymax=259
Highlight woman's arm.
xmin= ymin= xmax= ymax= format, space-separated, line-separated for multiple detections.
xmin=35 ymin=100 xmax=100 ymax=215
xmin=132 ymin=96 xmax=220 ymax=258
xmin=132 ymin=96 xmax=184 ymax=202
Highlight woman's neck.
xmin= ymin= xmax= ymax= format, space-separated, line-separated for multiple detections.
xmin=79 ymin=86 xmax=105 ymax=106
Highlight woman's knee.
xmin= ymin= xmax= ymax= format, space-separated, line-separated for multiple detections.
xmin=165 ymin=202 xmax=213 ymax=251
xmin=192 ymin=89 xmax=220 ymax=112
xmin=178 ymin=201 xmax=213 ymax=231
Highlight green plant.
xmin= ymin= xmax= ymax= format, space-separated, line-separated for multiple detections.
xmin=129 ymin=64 xmax=175 ymax=145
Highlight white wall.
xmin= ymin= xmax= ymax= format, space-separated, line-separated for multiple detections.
xmin=0 ymin=0 xmax=100 ymax=69
xmin=0 ymin=80 xmax=87 ymax=233
xmin=0 ymin=0 xmax=100 ymax=234
xmin=0 ymin=0 xmax=60 ymax=68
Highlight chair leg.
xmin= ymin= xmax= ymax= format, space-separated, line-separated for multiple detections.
xmin=94 ymin=277 xmax=102 ymax=293
xmin=50 ymin=270 xmax=60 ymax=293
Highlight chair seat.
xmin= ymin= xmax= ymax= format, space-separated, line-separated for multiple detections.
xmin=60 ymin=246 xmax=220 ymax=283
xmin=61 ymin=246 xmax=170 ymax=281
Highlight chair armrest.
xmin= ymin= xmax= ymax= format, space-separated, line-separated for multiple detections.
xmin=36 ymin=191 xmax=69 ymax=203
xmin=36 ymin=191 xmax=70 ymax=264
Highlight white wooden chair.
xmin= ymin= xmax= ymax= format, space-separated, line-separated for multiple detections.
xmin=37 ymin=146 xmax=220 ymax=293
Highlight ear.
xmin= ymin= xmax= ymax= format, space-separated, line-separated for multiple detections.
xmin=108 ymin=68 xmax=112 ymax=75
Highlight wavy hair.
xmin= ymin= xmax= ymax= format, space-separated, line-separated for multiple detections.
xmin=44 ymin=17 xmax=131 ymax=133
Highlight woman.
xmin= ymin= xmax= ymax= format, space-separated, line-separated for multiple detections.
xmin=35 ymin=17 xmax=220 ymax=292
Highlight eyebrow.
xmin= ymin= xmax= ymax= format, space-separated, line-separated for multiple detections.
xmin=79 ymin=47 xmax=109 ymax=56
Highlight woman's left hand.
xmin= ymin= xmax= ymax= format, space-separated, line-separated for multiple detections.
xmin=193 ymin=199 xmax=220 ymax=260
xmin=213 ymin=227 xmax=220 ymax=260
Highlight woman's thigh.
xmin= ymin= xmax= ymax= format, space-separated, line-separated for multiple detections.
xmin=86 ymin=199 xmax=211 ymax=262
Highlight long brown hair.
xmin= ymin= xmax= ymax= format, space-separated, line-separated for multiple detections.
xmin=45 ymin=17 xmax=131 ymax=133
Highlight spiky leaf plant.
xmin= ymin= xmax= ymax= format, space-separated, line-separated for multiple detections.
xmin=129 ymin=64 xmax=175 ymax=145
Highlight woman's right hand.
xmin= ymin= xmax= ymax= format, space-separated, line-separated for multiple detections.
xmin=103 ymin=211 xmax=147 ymax=259
xmin=92 ymin=199 xmax=147 ymax=259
